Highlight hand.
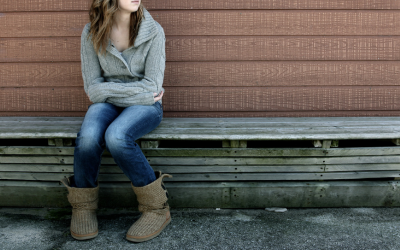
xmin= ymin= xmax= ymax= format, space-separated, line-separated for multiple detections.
xmin=153 ymin=90 xmax=164 ymax=102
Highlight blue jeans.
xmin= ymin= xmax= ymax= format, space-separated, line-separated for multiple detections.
xmin=72 ymin=102 xmax=163 ymax=188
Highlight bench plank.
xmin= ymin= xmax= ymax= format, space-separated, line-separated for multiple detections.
xmin=2 ymin=171 xmax=400 ymax=182
xmin=0 ymin=164 xmax=325 ymax=173
xmin=1 ymin=155 xmax=400 ymax=165
xmin=2 ymin=146 xmax=400 ymax=157
xmin=3 ymin=119 xmax=400 ymax=127
xmin=0 ymin=117 xmax=399 ymax=140
xmin=2 ymin=163 xmax=400 ymax=174
xmin=1 ymin=180 xmax=399 ymax=208
xmin=0 ymin=129 xmax=398 ymax=140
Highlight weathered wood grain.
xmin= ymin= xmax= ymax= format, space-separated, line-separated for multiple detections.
xmin=2 ymin=116 xmax=400 ymax=123
xmin=0 ymin=156 xmax=74 ymax=164
xmin=2 ymin=0 xmax=400 ymax=11
xmin=2 ymin=163 xmax=400 ymax=173
xmin=1 ymin=155 xmax=399 ymax=165
xmin=2 ymin=146 xmax=400 ymax=157
xmin=0 ymin=117 xmax=400 ymax=140
xmin=325 ymin=164 xmax=400 ymax=172
xmin=1 ymin=180 xmax=399 ymax=208
xmin=0 ymin=124 xmax=399 ymax=140
xmin=2 ymin=37 xmax=399 ymax=62
xmin=99 ymin=171 xmax=400 ymax=181
xmin=0 ymin=146 xmax=77 ymax=155
xmin=3 ymin=11 xmax=400 ymax=37
xmin=0 ymin=164 xmax=326 ymax=173
xmin=4 ymin=163 xmax=400 ymax=173
xmin=145 ymin=156 xmax=400 ymax=166
xmin=3 ymin=119 xmax=398 ymax=129
xmin=2 ymin=171 xmax=399 ymax=182
xmin=8 ymin=120 xmax=397 ymax=128
xmin=2 ymin=62 xmax=399 ymax=88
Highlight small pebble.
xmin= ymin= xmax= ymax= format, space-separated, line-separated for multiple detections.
xmin=216 ymin=208 xmax=221 ymax=210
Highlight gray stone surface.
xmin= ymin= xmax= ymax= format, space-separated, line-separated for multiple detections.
xmin=1 ymin=207 xmax=400 ymax=250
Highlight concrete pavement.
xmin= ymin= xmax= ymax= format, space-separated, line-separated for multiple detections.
xmin=1 ymin=207 xmax=400 ymax=250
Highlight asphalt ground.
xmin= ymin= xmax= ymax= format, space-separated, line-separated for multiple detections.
xmin=1 ymin=207 xmax=400 ymax=250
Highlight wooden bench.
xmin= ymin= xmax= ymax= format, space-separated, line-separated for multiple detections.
xmin=1 ymin=117 xmax=400 ymax=208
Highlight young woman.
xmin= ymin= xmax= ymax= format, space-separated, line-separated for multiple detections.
xmin=60 ymin=0 xmax=171 ymax=243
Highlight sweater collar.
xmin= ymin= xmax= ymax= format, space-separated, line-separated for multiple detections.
xmin=134 ymin=7 xmax=158 ymax=47
xmin=106 ymin=7 xmax=158 ymax=53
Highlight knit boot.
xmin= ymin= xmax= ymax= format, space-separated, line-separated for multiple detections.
xmin=60 ymin=176 xmax=99 ymax=240
xmin=126 ymin=171 xmax=172 ymax=242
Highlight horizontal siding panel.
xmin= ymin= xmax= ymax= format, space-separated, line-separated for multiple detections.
xmin=166 ymin=36 xmax=400 ymax=61
xmin=2 ymin=0 xmax=400 ymax=11
xmin=145 ymin=0 xmax=400 ymax=10
xmin=1 ymin=111 xmax=399 ymax=118
xmin=3 ymin=10 xmax=400 ymax=37
xmin=0 ymin=37 xmax=80 ymax=62
xmin=156 ymin=10 xmax=400 ymax=36
xmin=165 ymin=86 xmax=400 ymax=112
xmin=0 ymin=112 xmax=86 ymax=117
xmin=163 ymin=62 xmax=400 ymax=87
xmin=1 ymin=62 xmax=399 ymax=88
xmin=164 ymin=111 xmax=400 ymax=118
xmin=0 ymin=87 xmax=399 ymax=112
xmin=1 ymin=0 xmax=90 ymax=12
xmin=1 ymin=36 xmax=399 ymax=62
xmin=0 ymin=63 xmax=82 ymax=87
xmin=0 ymin=87 xmax=90 ymax=112
xmin=0 ymin=12 xmax=87 ymax=37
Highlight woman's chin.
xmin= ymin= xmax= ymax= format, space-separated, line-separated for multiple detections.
xmin=119 ymin=7 xmax=139 ymax=13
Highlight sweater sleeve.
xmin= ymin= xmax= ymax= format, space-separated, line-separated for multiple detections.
xmin=105 ymin=25 xmax=166 ymax=107
xmin=80 ymin=23 xmax=162 ymax=106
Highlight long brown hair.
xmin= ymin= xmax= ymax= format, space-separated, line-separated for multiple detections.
xmin=86 ymin=0 xmax=145 ymax=56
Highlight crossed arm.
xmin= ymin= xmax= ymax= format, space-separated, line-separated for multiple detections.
xmin=80 ymin=23 xmax=166 ymax=107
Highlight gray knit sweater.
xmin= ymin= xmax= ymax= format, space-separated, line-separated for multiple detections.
xmin=80 ymin=7 xmax=166 ymax=107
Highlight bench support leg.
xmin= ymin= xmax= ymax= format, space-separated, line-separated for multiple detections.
xmin=331 ymin=140 xmax=339 ymax=148
xmin=48 ymin=139 xmax=72 ymax=147
xmin=312 ymin=140 xmax=322 ymax=148
xmin=222 ymin=140 xmax=247 ymax=148
xmin=141 ymin=140 xmax=160 ymax=148
xmin=392 ymin=139 xmax=400 ymax=146
xmin=312 ymin=140 xmax=339 ymax=149
xmin=322 ymin=140 xmax=332 ymax=149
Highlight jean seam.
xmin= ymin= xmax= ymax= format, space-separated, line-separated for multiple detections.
xmin=154 ymin=102 xmax=163 ymax=117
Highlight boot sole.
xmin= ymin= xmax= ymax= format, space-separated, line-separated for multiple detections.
xmin=71 ymin=230 xmax=98 ymax=240
xmin=126 ymin=217 xmax=171 ymax=242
